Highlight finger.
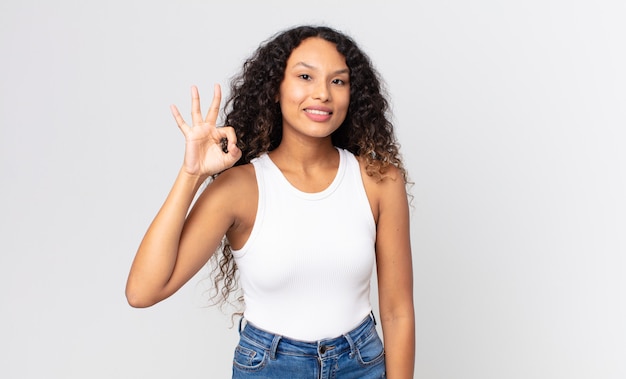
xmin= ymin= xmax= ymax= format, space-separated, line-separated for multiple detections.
xmin=204 ymin=83 xmax=222 ymax=125
xmin=170 ymin=104 xmax=190 ymax=135
xmin=190 ymin=85 xmax=203 ymax=126
xmin=219 ymin=126 xmax=238 ymax=147
xmin=219 ymin=126 xmax=241 ymax=158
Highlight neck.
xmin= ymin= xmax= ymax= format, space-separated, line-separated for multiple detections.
xmin=270 ymin=136 xmax=337 ymax=171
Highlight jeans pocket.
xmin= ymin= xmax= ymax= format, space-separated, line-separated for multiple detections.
xmin=355 ymin=331 xmax=385 ymax=366
xmin=232 ymin=340 xmax=268 ymax=372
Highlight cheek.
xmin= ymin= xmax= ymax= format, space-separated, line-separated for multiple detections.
xmin=280 ymin=91 xmax=308 ymax=115
xmin=333 ymin=87 xmax=350 ymax=105
xmin=336 ymin=93 xmax=351 ymax=114
xmin=285 ymin=85 xmax=308 ymax=103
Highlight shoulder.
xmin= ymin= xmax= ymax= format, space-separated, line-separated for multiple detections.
xmin=356 ymin=155 xmax=406 ymax=192
xmin=205 ymin=163 xmax=257 ymax=200
xmin=356 ymin=156 xmax=408 ymax=223
xmin=212 ymin=163 xmax=256 ymax=189
xmin=186 ymin=163 xmax=258 ymax=243
xmin=195 ymin=163 xmax=257 ymax=213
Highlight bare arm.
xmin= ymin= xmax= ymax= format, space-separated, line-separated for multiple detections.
xmin=125 ymin=85 xmax=241 ymax=308
xmin=371 ymin=167 xmax=415 ymax=378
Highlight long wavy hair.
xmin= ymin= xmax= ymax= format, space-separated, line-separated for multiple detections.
xmin=206 ymin=25 xmax=409 ymax=313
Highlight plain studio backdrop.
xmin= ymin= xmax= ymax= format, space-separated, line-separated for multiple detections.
xmin=1 ymin=1 xmax=625 ymax=378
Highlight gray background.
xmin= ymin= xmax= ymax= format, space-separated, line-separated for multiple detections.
xmin=1 ymin=0 xmax=625 ymax=378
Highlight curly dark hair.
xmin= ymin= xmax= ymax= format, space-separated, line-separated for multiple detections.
xmin=207 ymin=25 xmax=409 ymax=313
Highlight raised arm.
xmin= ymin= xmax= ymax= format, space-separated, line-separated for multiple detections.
xmin=125 ymin=85 xmax=241 ymax=308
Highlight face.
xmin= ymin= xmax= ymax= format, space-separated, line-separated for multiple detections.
xmin=277 ymin=37 xmax=350 ymax=141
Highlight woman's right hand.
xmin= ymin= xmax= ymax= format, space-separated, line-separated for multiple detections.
xmin=170 ymin=84 xmax=241 ymax=177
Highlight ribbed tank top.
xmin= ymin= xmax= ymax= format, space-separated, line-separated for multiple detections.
xmin=232 ymin=148 xmax=376 ymax=341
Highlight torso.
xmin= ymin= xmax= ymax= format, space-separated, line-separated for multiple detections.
xmin=229 ymin=148 xmax=378 ymax=340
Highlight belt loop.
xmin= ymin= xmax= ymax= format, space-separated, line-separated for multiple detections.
xmin=269 ymin=335 xmax=282 ymax=360
xmin=343 ymin=331 xmax=357 ymax=358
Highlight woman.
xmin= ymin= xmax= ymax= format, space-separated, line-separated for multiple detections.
xmin=126 ymin=25 xmax=414 ymax=378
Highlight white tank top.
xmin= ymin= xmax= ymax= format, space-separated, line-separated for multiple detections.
xmin=232 ymin=148 xmax=376 ymax=341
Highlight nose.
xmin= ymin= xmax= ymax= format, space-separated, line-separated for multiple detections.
xmin=313 ymin=81 xmax=330 ymax=102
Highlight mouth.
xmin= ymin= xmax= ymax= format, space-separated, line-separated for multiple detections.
xmin=304 ymin=109 xmax=332 ymax=115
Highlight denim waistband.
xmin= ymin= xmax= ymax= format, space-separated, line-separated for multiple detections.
xmin=238 ymin=312 xmax=377 ymax=360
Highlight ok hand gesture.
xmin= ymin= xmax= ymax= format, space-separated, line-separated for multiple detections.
xmin=170 ymin=84 xmax=241 ymax=177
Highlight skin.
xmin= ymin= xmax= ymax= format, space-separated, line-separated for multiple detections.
xmin=126 ymin=37 xmax=414 ymax=378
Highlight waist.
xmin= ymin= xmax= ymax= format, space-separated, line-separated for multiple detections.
xmin=238 ymin=313 xmax=378 ymax=357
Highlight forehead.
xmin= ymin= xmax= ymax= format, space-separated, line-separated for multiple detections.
xmin=286 ymin=37 xmax=347 ymax=68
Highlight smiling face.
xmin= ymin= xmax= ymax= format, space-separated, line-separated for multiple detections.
xmin=277 ymin=37 xmax=350 ymax=143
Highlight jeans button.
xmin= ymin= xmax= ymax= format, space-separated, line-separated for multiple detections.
xmin=319 ymin=345 xmax=327 ymax=354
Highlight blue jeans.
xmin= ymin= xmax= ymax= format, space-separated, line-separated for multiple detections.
xmin=232 ymin=313 xmax=386 ymax=378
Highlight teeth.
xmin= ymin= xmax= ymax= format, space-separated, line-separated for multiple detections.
xmin=306 ymin=109 xmax=330 ymax=115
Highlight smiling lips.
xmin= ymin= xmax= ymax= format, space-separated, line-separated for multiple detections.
xmin=304 ymin=107 xmax=332 ymax=122
xmin=306 ymin=108 xmax=331 ymax=115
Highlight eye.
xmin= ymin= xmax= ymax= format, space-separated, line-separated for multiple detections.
xmin=299 ymin=74 xmax=311 ymax=80
xmin=332 ymin=78 xmax=346 ymax=85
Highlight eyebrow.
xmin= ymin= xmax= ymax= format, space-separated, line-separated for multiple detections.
xmin=292 ymin=61 xmax=350 ymax=75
